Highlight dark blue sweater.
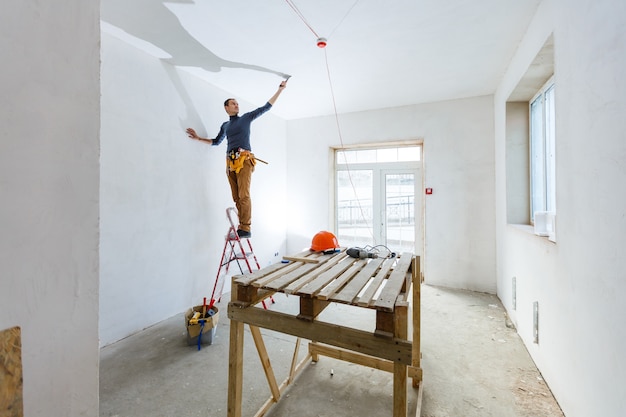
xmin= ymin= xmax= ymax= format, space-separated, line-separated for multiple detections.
xmin=212 ymin=102 xmax=272 ymax=153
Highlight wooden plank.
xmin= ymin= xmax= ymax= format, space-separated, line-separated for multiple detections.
xmin=252 ymin=261 xmax=303 ymax=288
xmin=233 ymin=261 xmax=290 ymax=286
xmin=233 ymin=250 xmax=316 ymax=286
xmin=332 ymin=258 xmax=384 ymax=304
xmin=374 ymin=253 xmax=414 ymax=312
xmin=283 ymin=252 xmax=348 ymax=294
xmin=227 ymin=304 xmax=413 ymax=365
xmin=282 ymin=256 xmax=320 ymax=264
xmin=316 ymin=259 xmax=367 ymax=300
xmin=249 ymin=326 xmax=280 ymax=402
xmin=0 ymin=326 xmax=22 ymax=417
xmin=264 ymin=262 xmax=321 ymax=292
xmin=296 ymin=257 xmax=355 ymax=297
xmin=356 ymin=258 xmax=394 ymax=307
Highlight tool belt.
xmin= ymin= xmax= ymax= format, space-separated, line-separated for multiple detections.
xmin=227 ymin=148 xmax=255 ymax=173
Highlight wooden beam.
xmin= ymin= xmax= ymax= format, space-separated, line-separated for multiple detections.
xmin=393 ymin=361 xmax=408 ymax=417
xmin=250 ymin=325 xmax=280 ymax=402
xmin=289 ymin=338 xmax=302 ymax=384
xmin=309 ymin=343 xmax=422 ymax=379
xmin=227 ymin=318 xmax=244 ymax=417
xmin=412 ymin=256 xmax=422 ymax=387
xmin=298 ymin=297 xmax=330 ymax=321
xmin=414 ymin=380 xmax=424 ymax=417
xmin=375 ymin=310 xmax=395 ymax=337
xmin=228 ymin=304 xmax=413 ymax=365
xmin=231 ymin=284 xmax=276 ymax=307
xmin=252 ymin=348 xmax=312 ymax=417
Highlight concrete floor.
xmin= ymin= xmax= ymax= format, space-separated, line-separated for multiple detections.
xmin=99 ymin=285 xmax=565 ymax=417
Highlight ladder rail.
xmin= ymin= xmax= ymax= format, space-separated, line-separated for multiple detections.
xmin=211 ymin=207 xmax=273 ymax=310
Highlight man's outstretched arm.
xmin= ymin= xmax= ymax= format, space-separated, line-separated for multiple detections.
xmin=186 ymin=128 xmax=213 ymax=144
xmin=268 ymin=79 xmax=288 ymax=106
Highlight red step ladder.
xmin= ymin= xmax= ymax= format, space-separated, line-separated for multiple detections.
xmin=209 ymin=207 xmax=274 ymax=310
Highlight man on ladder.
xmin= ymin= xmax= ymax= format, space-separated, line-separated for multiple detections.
xmin=185 ymin=79 xmax=288 ymax=239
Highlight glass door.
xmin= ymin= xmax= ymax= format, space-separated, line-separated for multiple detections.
xmin=382 ymin=170 xmax=417 ymax=255
xmin=335 ymin=146 xmax=423 ymax=258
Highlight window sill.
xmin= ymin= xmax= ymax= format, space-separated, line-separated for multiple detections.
xmin=508 ymin=224 xmax=556 ymax=244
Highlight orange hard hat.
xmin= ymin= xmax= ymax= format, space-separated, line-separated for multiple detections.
xmin=310 ymin=231 xmax=340 ymax=252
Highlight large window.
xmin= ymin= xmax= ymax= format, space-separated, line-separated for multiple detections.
xmin=335 ymin=146 xmax=422 ymax=255
xmin=529 ymin=78 xmax=556 ymax=223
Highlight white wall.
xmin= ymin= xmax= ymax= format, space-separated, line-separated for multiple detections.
xmin=0 ymin=2 xmax=100 ymax=416
xmin=495 ymin=1 xmax=626 ymax=416
xmin=99 ymin=34 xmax=288 ymax=346
xmin=286 ymin=96 xmax=496 ymax=292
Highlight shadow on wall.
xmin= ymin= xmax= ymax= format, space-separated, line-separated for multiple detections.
xmin=101 ymin=0 xmax=288 ymax=77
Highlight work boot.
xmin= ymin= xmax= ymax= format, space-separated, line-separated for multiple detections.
xmin=237 ymin=229 xmax=252 ymax=239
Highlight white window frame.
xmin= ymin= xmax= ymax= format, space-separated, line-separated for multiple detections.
xmin=529 ymin=76 xmax=556 ymax=225
xmin=333 ymin=144 xmax=422 ymax=253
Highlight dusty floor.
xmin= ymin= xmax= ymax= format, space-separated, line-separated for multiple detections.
xmin=99 ymin=285 xmax=564 ymax=417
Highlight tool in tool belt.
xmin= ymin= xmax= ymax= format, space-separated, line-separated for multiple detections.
xmin=227 ymin=148 xmax=268 ymax=173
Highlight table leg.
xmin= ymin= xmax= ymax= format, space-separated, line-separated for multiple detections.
xmin=227 ymin=318 xmax=244 ymax=417
xmin=394 ymin=294 xmax=409 ymax=417
xmin=393 ymin=361 xmax=408 ymax=417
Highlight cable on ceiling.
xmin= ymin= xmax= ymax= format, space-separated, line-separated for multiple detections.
xmin=285 ymin=0 xmax=320 ymax=39
xmin=285 ymin=0 xmax=374 ymax=242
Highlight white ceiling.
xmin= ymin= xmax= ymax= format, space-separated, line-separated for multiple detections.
xmin=101 ymin=0 xmax=542 ymax=120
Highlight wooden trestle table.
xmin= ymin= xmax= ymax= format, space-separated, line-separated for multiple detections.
xmin=227 ymin=248 xmax=423 ymax=417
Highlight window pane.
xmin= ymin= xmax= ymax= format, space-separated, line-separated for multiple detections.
xmin=530 ymin=95 xmax=546 ymax=219
xmin=337 ymin=146 xmax=421 ymax=165
xmin=544 ymin=85 xmax=556 ymax=212
xmin=398 ymin=147 xmax=421 ymax=162
xmin=336 ymin=170 xmax=374 ymax=248
xmin=385 ymin=173 xmax=415 ymax=253
xmin=376 ymin=148 xmax=397 ymax=163
xmin=337 ymin=150 xmax=356 ymax=164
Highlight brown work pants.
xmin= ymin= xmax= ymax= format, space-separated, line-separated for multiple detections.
xmin=227 ymin=158 xmax=255 ymax=232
